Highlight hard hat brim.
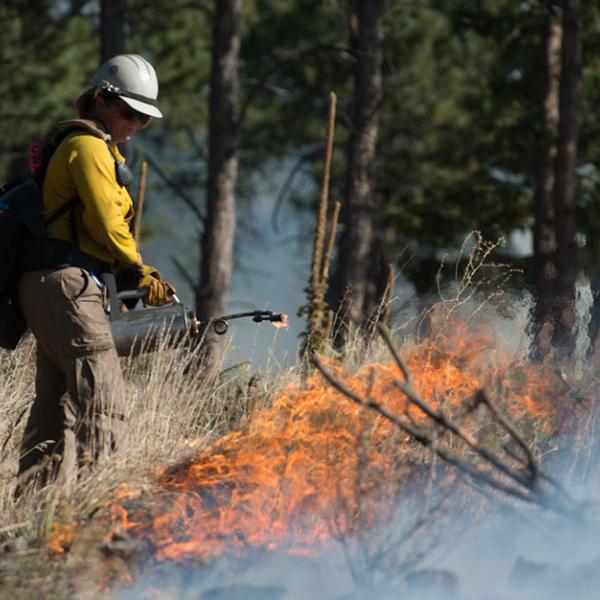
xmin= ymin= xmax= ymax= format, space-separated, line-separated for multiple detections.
xmin=121 ymin=96 xmax=163 ymax=119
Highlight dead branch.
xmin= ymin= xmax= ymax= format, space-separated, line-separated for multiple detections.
xmin=312 ymin=335 xmax=579 ymax=515
xmin=393 ymin=380 xmax=534 ymax=489
xmin=475 ymin=389 xmax=538 ymax=483
xmin=378 ymin=323 xmax=538 ymax=485
xmin=312 ymin=355 xmax=538 ymax=505
xmin=379 ymin=325 xmax=580 ymax=511
xmin=133 ymin=160 xmax=148 ymax=244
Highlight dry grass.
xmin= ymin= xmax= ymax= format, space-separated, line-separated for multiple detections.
xmin=0 ymin=330 xmax=297 ymax=598
xmin=0 ymin=309 xmax=417 ymax=597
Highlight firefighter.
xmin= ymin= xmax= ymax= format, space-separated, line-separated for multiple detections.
xmin=15 ymin=54 xmax=175 ymax=494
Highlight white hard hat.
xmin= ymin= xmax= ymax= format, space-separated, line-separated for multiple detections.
xmin=89 ymin=54 xmax=163 ymax=118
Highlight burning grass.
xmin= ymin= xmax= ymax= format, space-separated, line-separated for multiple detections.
xmin=0 ymin=331 xmax=288 ymax=598
xmin=102 ymin=315 xmax=588 ymax=570
xmin=0 ymin=307 xmax=597 ymax=598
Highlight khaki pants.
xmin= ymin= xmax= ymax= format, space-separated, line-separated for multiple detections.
xmin=16 ymin=267 xmax=125 ymax=491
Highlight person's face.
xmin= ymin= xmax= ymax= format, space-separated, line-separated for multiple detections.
xmin=96 ymin=96 xmax=150 ymax=143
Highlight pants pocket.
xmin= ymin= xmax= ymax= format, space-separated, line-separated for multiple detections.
xmin=60 ymin=269 xmax=114 ymax=354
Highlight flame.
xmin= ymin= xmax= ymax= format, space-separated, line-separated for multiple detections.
xmin=48 ymin=319 xmax=589 ymax=578
xmin=48 ymin=522 xmax=77 ymax=555
xmin=272 ymin=314 xmax=289 ymax=329
xmin=102 ymin=322 xmax=579 ymax=566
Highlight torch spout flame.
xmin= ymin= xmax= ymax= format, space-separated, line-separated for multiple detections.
xmin=271 ymin=313 xmax=289 ymax=329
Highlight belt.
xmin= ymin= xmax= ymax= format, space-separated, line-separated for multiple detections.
xmin=19 ymin=237 xmax=112 ymax=274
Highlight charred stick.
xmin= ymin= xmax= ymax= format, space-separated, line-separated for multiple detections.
xmin=379 ymin=333 xmax=575 ymax=512
xmin=502 ymin=443 xmax=532 ymax=471
xmin=378 ymin=324 xmax=536 ymax=489
xmin=377 ymin=323 xmax=412 ymax=385
xmin=394 ymin=381 xmax=533 ymax=490
xmin=500 ymin=443 xmax=564 ymax=495
xmin=312 ymin=355 xmax=536 ymax=504
xmin=475 ymin=390 xmax=538 ymax=484
xmin=475 ymin=397 xmax=573 ymax=508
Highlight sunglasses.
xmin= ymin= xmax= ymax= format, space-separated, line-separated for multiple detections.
xmin=115 ymin=101 xmax=151 ymax=126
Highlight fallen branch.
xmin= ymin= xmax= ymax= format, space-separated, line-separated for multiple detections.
xmin=312 ymin=355 xmax=538 ymax=505
xmin=312 ymin=324 xmax=579 ymax=515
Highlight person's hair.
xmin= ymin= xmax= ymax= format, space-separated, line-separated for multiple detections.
xmin=75 ymin=87 xmax=97 ymax=119
xmin=75 ymin=87 xmax=120 ymax=119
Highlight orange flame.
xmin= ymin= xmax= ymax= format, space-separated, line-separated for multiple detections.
xmin=49 ymin=320 xmax=589 ymax=578
xmin=48 ymin=522 xmax=77 ymax=555
xmin=104 ymin=322 xmax=579 ymax=566
xmin=272 ymin=314 xmax=289 ymax=329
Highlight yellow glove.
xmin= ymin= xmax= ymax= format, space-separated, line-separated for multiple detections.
xmin=138 ymin=275 xmax=177 ymax=306
xmin=141 ymin=264 xmax=163 ymax=280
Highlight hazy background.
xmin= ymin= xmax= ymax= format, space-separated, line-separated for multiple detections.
xmin=140 ymin=152 xmax=315 ymax=369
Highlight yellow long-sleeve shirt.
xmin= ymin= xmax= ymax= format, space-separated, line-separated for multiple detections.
xmin=43 ymin=121 xmax=139 ymax=267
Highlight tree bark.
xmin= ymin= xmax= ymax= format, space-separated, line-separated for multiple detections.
xmin=196 ymin=0 xmax=241 ymax=372
xmin=531 ymin=5 xmax=562 ymax=358
xmin=333 ymin=0 xmax=384 ymax=338
xmin=100 ymin=0 xmax=126 ymax=62
xmin=551 ymin=0 xmax=582 ymax=354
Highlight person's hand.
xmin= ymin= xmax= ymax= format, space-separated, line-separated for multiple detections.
xmin=138 ymin=275 xmax=177 ymax=306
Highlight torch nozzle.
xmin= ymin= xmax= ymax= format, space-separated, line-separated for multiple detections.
xmin=271 ymin=313 xmax=289 ymax=329
xmin=194 ymin=310 xmax=289 ymax=336
xmin=250 ymin=311 xmax=287 ymax=325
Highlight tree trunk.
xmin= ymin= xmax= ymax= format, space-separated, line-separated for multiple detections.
xmin=551 ymin=0 xmax=582 ymax=355
xmin=364 ymin=220 xmax=395 ymax=326
xmin=100 ymin=0 xmax=126 ymax=62
xmin=196 ymin=0 xmax=242 ymax=372
xmin=531 ymin=5 xmax=562 ymax=359
xmin=333 ymin=0 xmax=384 ymax=339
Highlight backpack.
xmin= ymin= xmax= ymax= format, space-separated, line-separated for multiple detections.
xmin=0 ymin=132 xmax=81 ymax=350
xmin=0 ymin=122 xmax=133 ymax=350
xmin=0 ymin=178 xmax=45 ymax=349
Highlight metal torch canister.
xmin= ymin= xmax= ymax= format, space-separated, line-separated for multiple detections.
xmin=110 ymin=304 xmax=197 ymax=357
xmin=102 ymin=273 xmax=198 ymax=357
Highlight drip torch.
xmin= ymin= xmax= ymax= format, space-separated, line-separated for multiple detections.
xmin=102 ymin=274 xmax=287 ymax=357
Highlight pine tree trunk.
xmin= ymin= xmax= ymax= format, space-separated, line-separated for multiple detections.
xmin=531 ymin=6 xmax=562 ymax=358
xmin=100 ymin=0 xmax=126 ymax=62
xmin=551 ymin=0 xmax=582 ymax=355
xmin=196 ymin=0 xmax=241 ymax=373
xmin=333 ymin=0 xmax=383 ymax=338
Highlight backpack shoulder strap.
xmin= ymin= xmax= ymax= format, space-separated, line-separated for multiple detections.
xmin=36 ymin=123 xmax=95 ymax=224
xmin=44 ymin=196 xmax=80 ymax=227
xmin=40 ymin=121 xmax=123 ymax=229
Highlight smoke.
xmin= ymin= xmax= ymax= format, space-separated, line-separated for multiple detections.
xmin=438 ymin=500 xmax=600 ymax=600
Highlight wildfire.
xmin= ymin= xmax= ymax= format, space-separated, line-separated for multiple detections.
xmin=100 ymin=322 xmax=577 ymax=566
xmin=47 ymin=319 xmax=589 ymax=587
xmin=48 ymin=522 xmax=78 ymax=555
